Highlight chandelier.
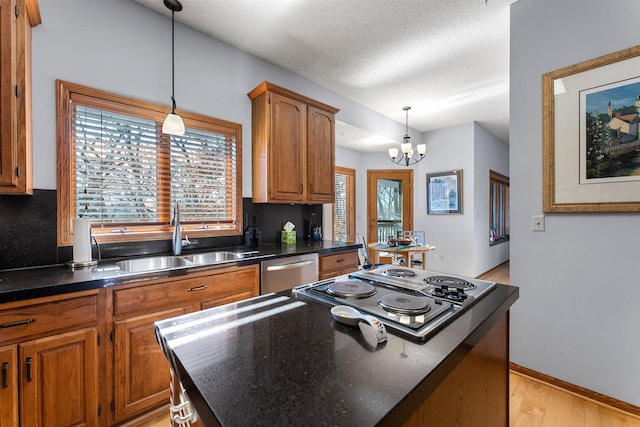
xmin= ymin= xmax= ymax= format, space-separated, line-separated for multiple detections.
xmin=388 ymin=106 xmax=426 ymax=166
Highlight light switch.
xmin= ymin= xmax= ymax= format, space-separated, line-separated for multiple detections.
xmin=532 ymin=215 xmax=545 ymax=232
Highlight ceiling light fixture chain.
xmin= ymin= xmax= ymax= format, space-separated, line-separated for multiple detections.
xmin=388 ymin=106 xmax=426 ymax=167
xmin=162 ymin=0 xmax=185 ymax=136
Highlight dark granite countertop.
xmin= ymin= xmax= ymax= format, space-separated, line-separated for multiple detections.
xmin=155 ymin=282 xmax=519 ymax=427
xmin=0 ymin=241 xmax=360 ymax=303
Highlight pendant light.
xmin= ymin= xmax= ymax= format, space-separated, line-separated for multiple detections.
xmin=162 ymin=0 xmax=185 ymax=136
xmin=388 ymin=106 xmax=426 ymax=167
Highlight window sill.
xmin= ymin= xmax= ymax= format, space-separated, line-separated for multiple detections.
xmin=490 ymin=238 xmax=509 ymax=247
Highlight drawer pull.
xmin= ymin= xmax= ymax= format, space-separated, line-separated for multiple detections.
xmin=2 ymin=362 xmax=7 ymax=388
xmin=0 ymin=318 xmax=36 ymax=328
xmin=336 ymin=258 xmax=345 ymax=263
xmin=188 ymin=286 xmax=208 ymax=292
xmin=25 ymin=356 xmax=32 ymax=382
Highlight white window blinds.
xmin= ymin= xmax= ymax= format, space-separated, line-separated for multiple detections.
xmin=72 ymin=103 xmax=237 ymax=226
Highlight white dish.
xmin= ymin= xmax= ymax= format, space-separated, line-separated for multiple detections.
xmin=330 ymin=305 xmax=361 ymax=326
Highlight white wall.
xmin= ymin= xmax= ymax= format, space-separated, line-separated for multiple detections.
xmin=336 ymin=122 xmax=508 ymax=277
xmin=31 ymin=0 xmax=407 ymax=197
xmin=473 ymin=123 xmax=510 ymax=274
xmin=511 ymin=0 xmax=640 ymax=406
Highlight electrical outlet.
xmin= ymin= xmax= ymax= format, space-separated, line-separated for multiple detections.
xmin=532 ymin=215 xmax=545 ymax=232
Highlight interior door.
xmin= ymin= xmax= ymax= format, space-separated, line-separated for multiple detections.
xmin=367 ymin=170 xmax=413 ymax=244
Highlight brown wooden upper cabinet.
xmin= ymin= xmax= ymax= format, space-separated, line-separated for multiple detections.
xmin=0 ymin=0 xmax=40 ymax=195
xmin=248 ymin=81 xmax=339 ymax=204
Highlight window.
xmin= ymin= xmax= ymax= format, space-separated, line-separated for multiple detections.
xmin=56 ymin=81 xmax=242 ymax=246
xmin=333 ymin=166 xmax=355 ymax=242
xmin=489 ymin=170 xmax=509 ymax=245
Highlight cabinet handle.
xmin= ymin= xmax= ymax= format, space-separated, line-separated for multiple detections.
xmin=0 ymin=318 xmax=36 ymax=328
xmin=2 ymin=362 xmax=7 ymax=388
xmin=300 ymin=184 xmax=303 ymax=194
xmin=188 ymin=286 xmax=207 ymax=292
xmin=25 ymin=356 xmax=32 ymax=382
xmin=336 ymin=258 xmax=345 ymax=263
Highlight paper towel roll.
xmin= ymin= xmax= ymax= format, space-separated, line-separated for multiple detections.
xmin=73 ymin=218 xmax=92 ymax=263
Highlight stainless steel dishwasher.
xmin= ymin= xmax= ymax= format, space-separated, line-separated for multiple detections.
xmin=261 ymin=253 xmax=319 ymax=294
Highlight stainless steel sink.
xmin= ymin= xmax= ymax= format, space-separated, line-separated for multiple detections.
xmin=183 ymin=251 xmax=243 ymax=265
xmin=117 ymin=256 xmax=192 ymax=273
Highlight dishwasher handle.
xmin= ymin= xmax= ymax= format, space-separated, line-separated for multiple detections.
xmin=266 ymin=260 xmax=315 ymax=272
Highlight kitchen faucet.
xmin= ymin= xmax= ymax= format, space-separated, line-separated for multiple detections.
xmin=171 ymin=202 xmax=190 ymax=255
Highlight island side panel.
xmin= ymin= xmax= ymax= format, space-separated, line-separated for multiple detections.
xmin=403 ymin=313 xmax=509 ymax=427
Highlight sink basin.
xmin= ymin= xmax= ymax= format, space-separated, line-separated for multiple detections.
xmin=117 ymin=256 xmax=192 ymax=273
xmin=183 ymin=251 xmax=243 ymax=265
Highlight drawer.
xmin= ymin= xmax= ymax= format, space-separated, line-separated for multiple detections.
xmin=319 ymin=251 xmax=359 ymax=272
xmin=0 ymin=294 xmax=98 ymax=344
xmin=113 ymin=265 xmax=259 ymax=317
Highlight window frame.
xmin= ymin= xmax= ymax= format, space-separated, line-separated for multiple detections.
xmin=56 ymin=80 xmax=243 ymax=246
xmin=333 ymin=166 xmax=356 ymax=242
xmin=489 ymin=170 xmax=509 ymax=246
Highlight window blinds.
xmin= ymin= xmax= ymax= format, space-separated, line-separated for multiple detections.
xmin=73 ymin=104 xmax=237 ymax=226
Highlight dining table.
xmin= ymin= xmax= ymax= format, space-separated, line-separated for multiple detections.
xmin=368 ymin=242 xmax=436 ymax=269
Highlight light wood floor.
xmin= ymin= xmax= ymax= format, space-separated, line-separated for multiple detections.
xmin=138 ymin=262 xmax=640 ymax=427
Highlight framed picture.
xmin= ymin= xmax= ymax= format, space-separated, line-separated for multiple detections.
xmin=427 ymin=170 xmax=462 ymax=214
xmin=542 ymin=45 xmax=640 ymax=212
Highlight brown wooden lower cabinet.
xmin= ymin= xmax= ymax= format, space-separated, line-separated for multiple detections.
xmin=0 ymin=291 xmax=101 ymax=427
xmin=402 ymin=315 xmax=509 ymax=427
xmin=318 ymin=250 xmax=359 ymax=280
xmin=21 ymin=327 xmax=100 ymax=427
xmin=109 ymin=264 xmax=259 ymax=425
xmin=0 ymin=345 xmax=18 ymax=426
xmin=113 ymin=307 xmax=190 ymax=422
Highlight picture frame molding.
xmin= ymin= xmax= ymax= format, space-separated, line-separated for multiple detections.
xmin=542 ymin=44 xmax=640 ymax=213
xmin=426 ymin=169 xmax=463 ymax=215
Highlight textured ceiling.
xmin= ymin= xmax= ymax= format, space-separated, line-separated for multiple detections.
xmin=134 ymin=0 xmax=513 ymax=150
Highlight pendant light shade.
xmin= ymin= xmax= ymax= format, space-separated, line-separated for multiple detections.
xmin=162 ymin=0 xmax=185 ymax=136
xmin=388 ymin=106 xmax=426 ymax=167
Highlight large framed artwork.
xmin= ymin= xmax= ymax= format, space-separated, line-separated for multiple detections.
xmin=426 ymin=170 xmax=462 ymax=214
xmin=542 ymin=45 xmax=640 ymax=212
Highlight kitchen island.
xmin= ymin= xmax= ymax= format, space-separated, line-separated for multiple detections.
xmin=155 ymin=279 xmax=519 ymax=426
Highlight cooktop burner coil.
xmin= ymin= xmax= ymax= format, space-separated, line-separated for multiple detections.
xmin=326 ymin=280 xmax=377 ymax=298
xmin=377 ymin=294 xmax=431 ymax=315
xmin=383 ymin=268 xmax=418 ymax=278
xmin=424 ymin=275 xmax=475 ymax=290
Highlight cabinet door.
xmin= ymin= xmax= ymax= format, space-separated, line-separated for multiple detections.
xmin=307 ymin=106 xmax=335 ymax=203
xmin=20 ymin=327 xmax=99 ymax=427
xmin=0 ymin=0 xmax=19 ymax=189
xmin=0 ymin=0 xmax=32 ymax=194
xmin=0 ymin=345 xmax=17 ymax=427
xmin=113 ymin=306 xmax=190 ymax=423
xmin=268 ymin=92 xmax=306 ymax=202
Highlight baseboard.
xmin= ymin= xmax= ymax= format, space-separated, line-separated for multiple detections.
xmin=509 ymin=362 xmax=640 ymax=418
xmin=476 ymin=260 xmax=509 ymax=280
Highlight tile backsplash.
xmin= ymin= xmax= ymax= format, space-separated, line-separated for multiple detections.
xmin=0 ymin=190 xmax=322 ymax=271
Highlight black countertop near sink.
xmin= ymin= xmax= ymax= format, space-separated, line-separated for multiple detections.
xmin=0 ymin=241 xmax=360 ymax=303
xmin=155 ymin=282 xmax=519 ymax=427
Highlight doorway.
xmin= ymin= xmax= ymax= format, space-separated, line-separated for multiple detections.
xmin=366 ymin=170 xmax=413 ymax=244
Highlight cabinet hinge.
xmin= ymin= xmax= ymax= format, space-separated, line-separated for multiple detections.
xmin=15 ymin=85 xmax=19 ymax=98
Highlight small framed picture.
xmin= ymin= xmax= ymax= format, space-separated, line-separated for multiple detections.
xmin=427 ymin=170 xmax=463 ymax=214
